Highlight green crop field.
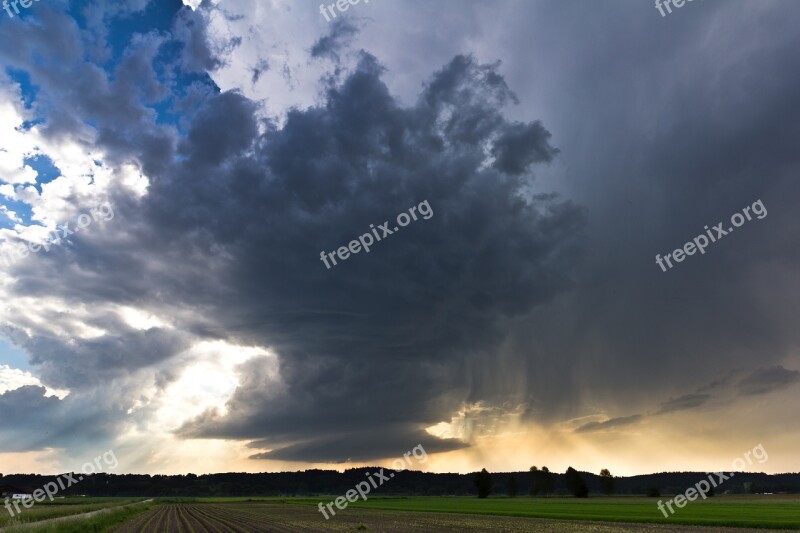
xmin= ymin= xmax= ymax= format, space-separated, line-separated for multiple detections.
xmin=323 ymin=495 xmax=800 ymax=530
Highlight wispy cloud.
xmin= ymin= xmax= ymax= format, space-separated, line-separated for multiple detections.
xmin=738 ymin=366 xmax=800 ymax=396
xmin=657 ymin=393 xmax=711 ymax=414
xmin=575 ymin=415 xmax=642 ymax=433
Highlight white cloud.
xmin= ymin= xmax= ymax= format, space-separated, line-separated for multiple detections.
xmin=0 ymin=364 xmax=69 ymax=399
xmin=0 ymin=75 xmax=41 ymax=185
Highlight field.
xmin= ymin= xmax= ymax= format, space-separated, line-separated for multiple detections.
xmin=2 ymin=496 xmax=798 ymax=532
xmin=0 ymin=498 xmax=141 ymax=528
xmin=336 ymin=495 xmax=800 ymax=529
xmin=107 ymin=499 xmax=800 ymax=532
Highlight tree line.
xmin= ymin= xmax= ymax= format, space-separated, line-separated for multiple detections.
xmin=474 ymin=466 xmax=593 ymax=498
xmin=0 ymin=469 xmax=796 ymax=498
xmin=473 ymin=467 xmax=797 ymax=499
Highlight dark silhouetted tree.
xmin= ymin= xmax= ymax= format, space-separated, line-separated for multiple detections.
xmin=646 ymin=487 xmax=660 ymax=497
xmin=473 ymin=469 xmax=492 ymax=498
xmin=541 ymin=466 xmax=554 ymax=496
xmin=599 ymin=468 xmax=614 ymax=495
xmin=529 ymin=466 xmax=540 ymax=495
xmin=565 ymin=467 xmax=589 ymax=498
xmin=507 ymin=475 xmax=517 ymax=497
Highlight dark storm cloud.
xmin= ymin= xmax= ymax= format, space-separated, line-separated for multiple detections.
xmin=575 ymin=414 xmax=642 ymax=433
xmin=2 ymin=326 xmax=192 ymax=390
xmin=158 ymin=53 xmax=583 ymax=459
xmin=491 ymin=121 xmax=558 ymax=176
xmin=249 ymin=426 xmax=466 ymax=463
xmin=738 ymin=366 xmax=800 ymax=396
xmin=0 ymin=386 xmax=63 ymax=451
xmin=1 ymin=0 xmax=583 ymax=461
xmin=0 ymin=386 xmax=124 ymax=452
xmin=467 ymin=0 xmax=800 ymax=424
xmin=179 ymin=91 xmax=259 ymax=166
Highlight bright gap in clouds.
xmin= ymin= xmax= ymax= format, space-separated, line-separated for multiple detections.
xmin=149 ymin=341 xmax=277 ymax=431
xmin=114 ymin=341 xmax=280 ymax=474
xmin=118 ymin=306 xmax=171 ymax=331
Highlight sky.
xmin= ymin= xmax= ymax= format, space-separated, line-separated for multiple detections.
xmin=0 ymin=0 xmax=798 ymax=477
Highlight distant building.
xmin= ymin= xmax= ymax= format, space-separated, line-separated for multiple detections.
xmin=0 ymin=485 xmax=33 ymax=500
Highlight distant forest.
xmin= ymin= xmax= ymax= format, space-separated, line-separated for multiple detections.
xmin=2 ymin=469 xmax=798 ymax=497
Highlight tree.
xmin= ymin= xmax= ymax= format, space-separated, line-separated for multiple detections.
xmin=541 ymin=466 xmax=554 ymax=496
xmin=529 ymin=466 xmax=540 ymax=496
xmin=507 ymin=475 xmax=518 ymax=497
xmin=646 ymin=487 xmax=660 ymax=497
xmin=565 ymin=467 xmax=589 ymax=498
xmin=599 ymin=469 xmax=615 ymax=495
xmin=473 ymin=468 xmax=492 ymax=498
